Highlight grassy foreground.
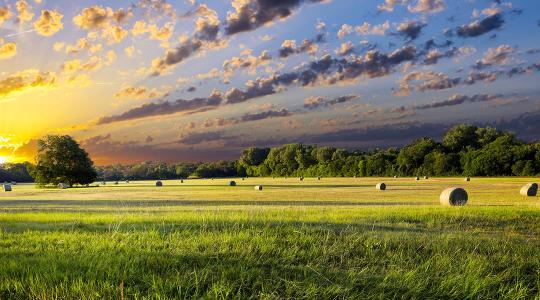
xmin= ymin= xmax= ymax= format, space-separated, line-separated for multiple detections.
xmin=1 ymin=177 xmax=539 ymax=299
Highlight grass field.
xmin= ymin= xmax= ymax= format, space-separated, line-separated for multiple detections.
xmin=1 ymin=177 xmax=539 ymax=299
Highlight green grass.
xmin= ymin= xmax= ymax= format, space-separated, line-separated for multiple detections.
xmin=1 ymin=177 xmax=539 ymax=299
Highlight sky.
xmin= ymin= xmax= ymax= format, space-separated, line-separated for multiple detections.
xmin=0 ymin=0 xmax=539 ymax=165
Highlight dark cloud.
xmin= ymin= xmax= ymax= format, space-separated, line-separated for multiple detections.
xmin=457 ymin=14 xmax=504 ymax=38
xmin=97 ymin=90 xmax=223 ymax=124
xmin=150 ymin=39 xmax=203 ymax=76
xmin=187 ymin=86 xmax=197 ymax=92
xmin=225 ymin=0 xmax=325 ymax=35
xmin=240 ymin=108 xmax=292 ymax=122
xmin=177 ymin=131 xmax=236 ymax=145
xmin=304 ymin=94 xmax=360 ymax=109
xmin=279 ymin=38 xmax=319 ymax=58
xmin=396 ymin=21 xmax=426 ymax=41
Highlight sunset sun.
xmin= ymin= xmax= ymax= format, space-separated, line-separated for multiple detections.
xmin=0 ymin=156 xmax=7 ymax=164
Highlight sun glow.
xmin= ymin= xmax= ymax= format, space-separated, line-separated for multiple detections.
xmin=0 ymin=156 xmax=7 ymax=164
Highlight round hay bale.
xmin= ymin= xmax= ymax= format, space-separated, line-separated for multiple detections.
xmin=58 ymin=183 xmax=69 ymax=189
xmin=114 ymin=181 xmax=119 ymax=185
xmin=376 ymin=183 xmax=386 ymax=191
xmin=180 ymin=179 xmax=184 ymax=183
xmin=101 ymin=181 xmax=106 ymax=185
xmin=393 ymin=175 xmax=398 ymax=179
xmin=317 ymin=176 xmax=321 ymax=180
xmin=520 ymin=183 xmax=538 ymax=197
xmin=254 ymin=185 xmax=263 ymax=191
xmin=424 ymin=176 xmax=429 ymax=180
xmin=440 ymin=187 xmax=468 ymax=206
xmin=242 ymin=178 xmax=245 ymax=181
xmin=229 ymin=181 xmax=236 ymax=186
xmin=11 ymin=181 xmax=17 ymax=185
xmin=299 ymin=177 xmax=304 ymax=181
xmin=156 ymin=181 xmax=163 ymax=187
xmin=465 ymin=177 xmax=471 ymax=182
xmin=3 ymin=184 xmax=12 ymax=192
xmin=126 ymin=180 xmax=130 ymax=184
xmin=415 ymin=176 xmax=420 ymax=181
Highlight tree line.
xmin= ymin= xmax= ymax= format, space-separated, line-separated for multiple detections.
xmin=1 ymin=124 xmax=539 ymax=183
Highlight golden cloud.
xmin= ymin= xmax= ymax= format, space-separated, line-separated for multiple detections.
xmin=0 ymin=42 xmax=17 ymax=59
xmin=0 ymin=69 xmax=57 ymax=98
xmin=33 ymin=10 xmax=64 ymax=36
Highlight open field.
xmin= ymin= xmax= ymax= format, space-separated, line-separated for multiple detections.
xmin=1 ymin=177 xmax=539 ymax=299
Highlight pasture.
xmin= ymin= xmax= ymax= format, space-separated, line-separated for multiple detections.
xmin=1 ymin=177 xmax=539 ymax=299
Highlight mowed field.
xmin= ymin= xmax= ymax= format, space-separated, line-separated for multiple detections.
xmin=1 ymin=177 xmax=539 ymax=299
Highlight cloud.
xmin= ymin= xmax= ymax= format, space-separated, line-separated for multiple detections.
xmin=73 ymin=5 xmax=130 ymax=30
xmin=61 ymin=56 xmax=103 ymax=73
xmin=303 ymin=94 xmax=360 ymax=109
xmin=457 ymin=13 xmax=504 ymax=38
xmin=279 ymin=38 xmax=319 ymax=58
xmin=354 ymin=21 xmax=390 ymax=36
xmin=474 ymin=44 xmax=515 ymax=69
xmin=407 ymin=0 xmax=446 ymax=14
xmin=423 ymin=46 xmax=475 ymax=65
xmin=114 ymin=85 xmax=171 ymax=100
xmin=394 ymin=71 xmax=460 ymax=96
xmin=335 ymin=41 xmax=354 ymax=56
xmin=149 ymin=38 xmax=203 ymax=76
xmin=33 ymin=10 xmax=63 ymax=36
xmin=222 ymin=49 xmax=272 ymax=79
xmin=132 ymin=21 xmax=175 ymax=45
xmin=391 ymin=93 xmax=503 ymax=112
xmin=15 ymin=0 xmax=34 ymax=24
xmin=225 ymin=0 xmax=326 ymax=35
xmin=240 ymin=108 xmax=292 ymax=122
xmin=396 ymin=20 xmax=426 ymax=40
xmin=378 ymin=0 xmax=404 ymax=12
xmin=97 ymin=90 xmax=223 ymax=125
xmin=0 ymin=70 xmax=57 ymax=98
xmin=0 ymin=43 xmax=17 ymax=59
xmin=0 ymin=6 xmax=13 ymax=25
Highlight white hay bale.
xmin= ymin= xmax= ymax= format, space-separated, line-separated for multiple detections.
xmin=424 ymin=176 xmax=429 ymax=180
xmin=58 ymin=183 xmax=69 ymax=189
xmin=229 ymin=181 xmax=236 ymax=186
xmin=114 ymin=181 xmax=119 ymax=185
xmin=440 ymin=187 xmax=468 ymax=206
xmin=3 ymin=184 xmax=12 ymax=192
xmin=376 ymin=183 xmax=386 ymax=191
xmin=465 ymin=177 xmax=470 ymax=182
xmin=520 ymin=183 xmax=538 ymax=197
xmin=299 ymin=177 xmax=304 ymax=181
xmin=393 ymin=175 xmax=398 ymax=179
xmin=254 ymin=185 xmax=263 ymax=191
xmin=317 ymin=176 xmax=321 ymax=180
xmin=415 ymin=176 xmax=420 ymax=181
xmin=156 ymin=181 xmax=163 ymax=187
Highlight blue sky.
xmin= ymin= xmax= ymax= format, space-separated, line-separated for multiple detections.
xmin=0 ymin=0 xmax=539 ymax=164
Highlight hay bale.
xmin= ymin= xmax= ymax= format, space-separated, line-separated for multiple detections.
xmin=424 ymin=176 xmax=429 ymax=180
xmin=520 ymin=183 xmax=538 ymax=197
xmin=101 ymin=181 xmax=106 ymax=185
xmin=317 ymin=176 xmax=321 ymax=180
xmin=156 ymin=181 xmax=163 ymax=187
xmin=114 ymin=181 xmax=119 ymax=185
xmin=180 ymin=179 xmax=184 ymax=183
xmin=393 ymin=175 xmax=398 ymax=179
xmin=11 ymin=181 xmax=17 ymax=185
xmin=3 ymin=184 xmax=12 ymax=192
xmin=465 ymin=177 xmax=470 ymax=182
xmin=58 ymin=183 xmax=69 ymax=189
xmin=299 ymin=177 xmax=304 ymax=181
xmin=254 ymin=185 xmax=263 ymax=191
xmin=440 ymin=187 xmax=468 ymax=206
xmin=242 ymin=178 xmax=245 ymax=181
xmin=229 ymin=181 xmax=236 ymax=186
xmin=415 ymin=176 xmax=420 ymax=181
xmin=126 ymin=180 xmax=130 ymax=184
xmin=376 ymin=183 xmax=386 ymax=191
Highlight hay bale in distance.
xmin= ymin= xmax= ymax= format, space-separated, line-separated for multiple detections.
xmin=393 ymin=175 xmax=398 ymax=179
xmin=424 ymin=176 xmax=429 ymax=180
xmin=415 ymin=176 xmax=420 ymax=181
xmin=299 ymin=177 xmax=304 ymax=181
xmin=180 ymin=179 xmax=184 ymax=183
xmin=229 ymin=181 xmax=236 ymax=186
xmin=317 ymin=176 xmax=321 ymax=180
xmin=440 ymin=187 xmax=468 ymax=206
xmin=242 ymin=178 xmax=245 ymax=181
xmin=114 ymin=181 xmax=119 ymax=185
xmin=58 ymin=183 xmax=69 ymax=189
xmin=254 ymin=185 xmax=263 ymax=191
xmin=3 ymin=184 xmax=12 ymax=192
xmin=156 ymin=181 xmax=163 ymax=187
xmin=520 ymin=183 xmax=538 ymax=197
xmin=376 ymin=183 xmax=386 ymax=191
xmin=465 ymin=177 xmax=471 ymax=182
xmin=11 ymin=181 xmax=17 ymax=185
xmin=126 ymin=180 xmax=130 ymax=184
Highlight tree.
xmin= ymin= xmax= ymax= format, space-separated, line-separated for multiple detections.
xmin=443 ymin=124 xmax=478 ymax=152
xmin=32 ymin=135 xmax=97 ymax=187
xmin=397 ymin=138 xmax=438 ymax=175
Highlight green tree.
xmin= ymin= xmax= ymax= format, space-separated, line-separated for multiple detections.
xmin=443 ymin=124 xmax=478 ymax=152
xmin=32 ymin=135 xmax=97 ymax=187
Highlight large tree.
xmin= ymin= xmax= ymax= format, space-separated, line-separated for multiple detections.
xmin=32 ymin=135 xmax=97 ymax=187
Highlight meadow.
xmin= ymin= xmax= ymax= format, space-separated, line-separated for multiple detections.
xmin=1 ymin=177 xmax=539 ymax=299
